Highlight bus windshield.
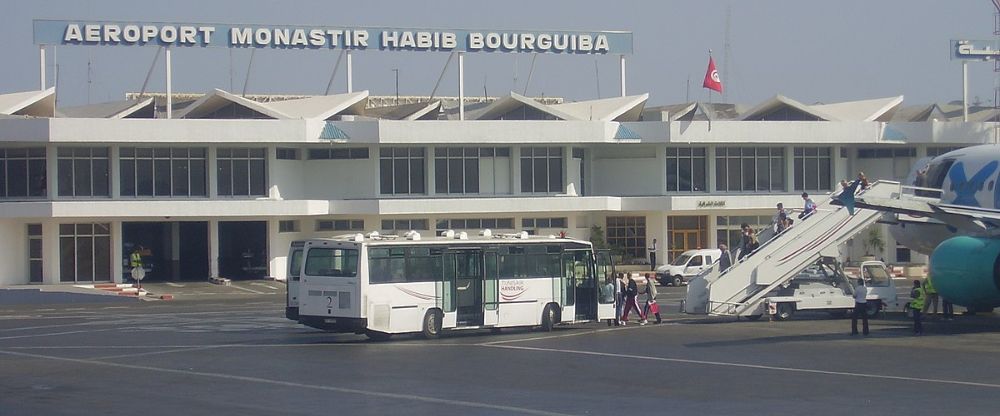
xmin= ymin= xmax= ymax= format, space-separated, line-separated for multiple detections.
xmin=305 ymin=248 xmax=359 ymax=277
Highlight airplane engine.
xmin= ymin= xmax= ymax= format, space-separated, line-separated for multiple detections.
xmin=929 ymin=236 xmax=1000 ymax=310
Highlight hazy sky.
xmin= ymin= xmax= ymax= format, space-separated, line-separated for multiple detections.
xmin=2 ymin=0 xmax=997 ymax=107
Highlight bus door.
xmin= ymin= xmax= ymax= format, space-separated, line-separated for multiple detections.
xmin=483 ymin=250 xmax=500 ymax=326
xmin=454 ymin=249 xmax=484 ymax=327
xmin=437 ymin=252 xmax=458 ymax=329
xmin=565 ymin=249 xmax=596 ymax=321
xmin=559 ymin=251 xmax=579 ymax=322
xmin=595 ymin=250 xmax=617 ymax=320
xmin=285 ymin=241 xmax=305 ymax=321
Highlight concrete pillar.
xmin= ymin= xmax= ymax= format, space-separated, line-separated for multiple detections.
xmin=706 ymin=146 xmax=717 ymax=193
xmin=654 ymin=147 xmax=667 ymax=195
xmin=45 ymin=145 xmax=57 ymax=200
xmin=208 ymin=147 xmax=218 ymax=198
xmin=209 ymin=219 xmax=219 ymax=278
xmin=42 ymin=220 xmax=60 ymax=284
xmin=511 ymin=147 xmax=522 ymax=194
xmin=425 ymin=145 xmax=436 ymax=197
xmin=267 ymin=146 xmax=281 ymax=199
xmin=110 ymin=145 xmax=120 ymax=199
xmin=171 ymin=222 xmax=181 ymax=281
xmin=563 ymin=145 xmax=572 ymax=194
xmin=784 ymin=145 xmax=795 ymax=192
xmin=111 ymin=220 xmax=124 ymax=284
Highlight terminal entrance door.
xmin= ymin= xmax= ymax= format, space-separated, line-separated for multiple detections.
xmin=218 ymin=221 xmax=268 ymax=280
xmin=667 ymin=215 xmax=708 ymax=263
xmin=122 ymin=221 xmax=208 ymax=282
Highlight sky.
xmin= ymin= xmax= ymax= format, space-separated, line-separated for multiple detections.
xmin=1 ymin=0 xmax=998 ymax=108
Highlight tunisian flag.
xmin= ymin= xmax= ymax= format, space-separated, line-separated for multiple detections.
xmin=702 ymin=56 xmax=723 ymax=93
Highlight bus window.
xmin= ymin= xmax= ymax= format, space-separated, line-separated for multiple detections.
xmin=288 ymin=249 xmax=303 ymax=281
xmin=305 ymin=248 xmax=359 ymax=277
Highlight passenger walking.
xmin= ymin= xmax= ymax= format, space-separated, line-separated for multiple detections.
xmin=922 ymin=276 xmax=939 ymax=316
xmin=648 ymin=238 xmax=658 ymax=271
xmin=851 ymin=279 xmax=870 ymax=336
xmin=718 ymin=242 xmax=732 ymax=272
xmin=857 ymin=171 xmax=870 ymax=189
xmin=643 ymin=275 xmax=662 ymax=324
xmin=799 ymin=192 xmax=817 ymax=219
xmin=620 ymin=273 xmax=646 ymax=325
xmin=910 ymin=280 xmax=925 ymax=335
xmin=774 ymin=203 xmax=789 ymax=233
xmin=737 ymin=223 xmax=752 ymax=260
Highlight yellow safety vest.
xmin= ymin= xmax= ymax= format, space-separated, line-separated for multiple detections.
xmin=924 ymin=278 xmax=937 ymax=295
xmin=130 ymin=251 xmax=143 ymax=268
xmin=911 ymin=287 xmax=925 ymax=310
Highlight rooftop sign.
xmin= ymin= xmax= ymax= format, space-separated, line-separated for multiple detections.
xmin=33 ymin=20 xmax=633 ymax=54
xmin=952 ymin=39 xmax=1000 ymax=60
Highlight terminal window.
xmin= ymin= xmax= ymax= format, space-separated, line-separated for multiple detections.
xmin=793 ymin=147 xmax=832 ymax=191
xmin=606 ymin=216 xmax=646 ymax=261
xmin=665 ymin=147 xmax=707 ymax=192
xmin=0 ymin=147 xmax=47 ymax=198
xmin=57 ymin=147 xmax=110 ymax=198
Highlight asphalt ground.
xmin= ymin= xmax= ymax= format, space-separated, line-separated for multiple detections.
xmin=1 ymin=284 xmax=999 ymax=415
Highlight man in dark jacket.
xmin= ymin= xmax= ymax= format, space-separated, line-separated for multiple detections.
xmin=718 ymin=242 xmax=732 ymax=272
xmin=619 ymin=274 xmax=646 ymax=325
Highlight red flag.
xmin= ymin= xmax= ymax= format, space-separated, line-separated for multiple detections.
xmin=702 ymin=56 xmax=723 ymax=93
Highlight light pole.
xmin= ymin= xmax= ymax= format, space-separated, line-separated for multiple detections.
xmin=391 ymin=68 xmax=399 ymax=105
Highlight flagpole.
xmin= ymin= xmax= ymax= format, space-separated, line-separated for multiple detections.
xmin=707 ymin=49 xmax=713 ymax=131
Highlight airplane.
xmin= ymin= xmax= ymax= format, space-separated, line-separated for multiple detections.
xmin=835 ymin=144 xmax=1000 ymax=313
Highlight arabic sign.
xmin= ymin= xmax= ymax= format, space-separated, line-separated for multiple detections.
xmin=33 ymin=20 xmax=633 ymax=54
xmin=952 ymin=39 xmax=1000 ymax=60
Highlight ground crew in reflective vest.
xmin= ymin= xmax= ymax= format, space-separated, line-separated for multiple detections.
xmin=922 ymin=276 xmax=939 ymax=315
xmin=910 ymin=280 xmax=925 ymax=335
xmin=129 ymin=247 xmax=144 ymax=283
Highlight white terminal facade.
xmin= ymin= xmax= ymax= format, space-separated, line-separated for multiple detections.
xmin=0 ymin=86 xmax=996 ymax=286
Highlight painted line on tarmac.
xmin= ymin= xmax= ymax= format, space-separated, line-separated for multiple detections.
xmin=0 ymin=349 xmax=573 ymax=416
xmin=481 ymin=320 xmax=682 ymax=345
xmin=0 ymin=327 xmax=124 ymax=341
xmin=230 ymin=285 xmax=268 ymax=295
xmin=89 ymin=344 xmax=231 ymax=360
xmin=483 ymin=344 xmax=1000 ymax=390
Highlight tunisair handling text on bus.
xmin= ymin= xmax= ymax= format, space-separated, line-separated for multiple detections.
xmin=62 ymin=24 xmax=615 ymax=53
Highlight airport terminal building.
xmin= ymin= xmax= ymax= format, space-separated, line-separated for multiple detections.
xmin=0 ymin=85 xmax=996 ymax=286
xmin=0 ymin=19 xmax=995 ymax=286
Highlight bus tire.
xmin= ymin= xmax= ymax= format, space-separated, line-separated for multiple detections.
xmin=422 ymin=309 xmax=442 ymax=339
xmin=540 ymin=304 xmax=558 ymax=332
xmin=365 ymin=330 xmax=392 ymax=342
xmin=774 ymin=303 xmax=794 ymax=321
xmin=744 ymin=314 xmax=763 ymax=321
xmin=672 ymin=275 xmax=683 ymax=287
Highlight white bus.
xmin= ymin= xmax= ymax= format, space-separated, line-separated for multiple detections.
xmin=292 ymin=231 xmax=618 ymax=340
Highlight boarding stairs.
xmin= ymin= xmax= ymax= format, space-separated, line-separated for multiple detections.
xmin=684 ymin=180 xmax=899 ymax=318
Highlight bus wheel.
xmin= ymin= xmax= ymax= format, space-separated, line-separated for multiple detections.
xmin=744 ymin=314 xmax=762 ymax=321
xmin=365 ymin=330 xmax=392 ymax=342
xmin=540 ymin=304 xmax=557 ymax=332
xmin=774 ymin=303 xmax=794 ymax=321
xmin=422 ymin=309 xmax=442 ymax=339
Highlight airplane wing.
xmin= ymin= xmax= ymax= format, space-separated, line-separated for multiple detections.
xmin=832 ymin=180 xmax=1000 ymax=233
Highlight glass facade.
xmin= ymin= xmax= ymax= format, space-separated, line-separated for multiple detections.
xmin=380 ymin=147 xmax=425 ymax=195
xmin=520 ymin=147 xmax=563 ymax=193
xmin=715 ymin=147 xmax=785 ymax=192
xmin=217 ymin=148 xmax=266 ymax=197
xmin=120 ymin=147 xmax=208 ymax=197
xmin=666 ymin=147 xmax=707 ymax=192
xmin=0 ymin=147 xmax=47 ymax=198
xmin=57 ymin=147 xmax=110 ymax=197
xmin=59 ymin=223 xmax=112 ymax=283
xmin=793 ymin=147 xmax=832 ymax=191
xmin=606 ymin=216 xmax=646 ymax=261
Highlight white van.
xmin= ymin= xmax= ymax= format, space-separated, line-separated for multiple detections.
xmin=655 ymin=248 xmax=722 ymax=286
